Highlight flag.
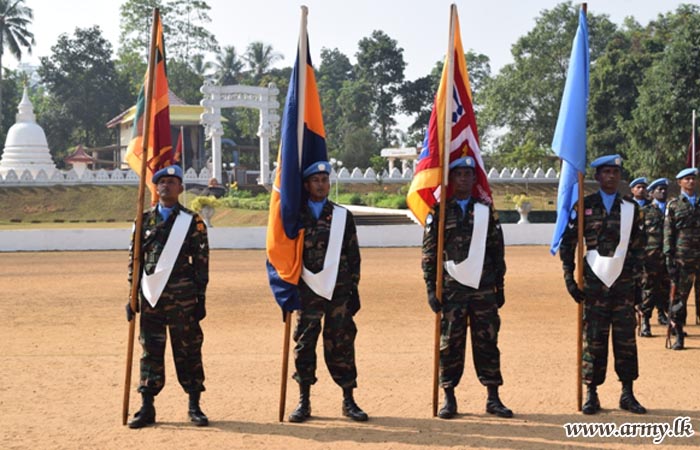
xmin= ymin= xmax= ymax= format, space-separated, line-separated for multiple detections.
xmin=406 ymin=9 xmax=491 ymax=226
xmin=265 ymin=25 xmax=327 ymax=311
xmin=550 ymin=8 xmax=589 ymax=255
xmin=174 ymin=127 xmax=184 ymax=163
xmin=124 ymin=12 xmax=174 ymax=204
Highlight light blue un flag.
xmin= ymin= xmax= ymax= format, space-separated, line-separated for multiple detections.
xmin=550 ymin=8 xmax=589 ymax=255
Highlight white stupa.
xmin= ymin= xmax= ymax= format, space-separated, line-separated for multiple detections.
xmin=0 ymin=87 xmax=56 ymax=176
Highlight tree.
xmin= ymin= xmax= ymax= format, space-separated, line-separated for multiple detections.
xmin=624 ymin=5 xmax=700 ymax=177
xmin=0 ymin=67 xmax=24 ymax=158
xmin=119 ymin=0 xmax=167 ymax=59
xmin=479 ymin=2 xmax=616 ymax=168
xmin=0 ymin=0 xmax=34 ymax=123
xmin=317 ymin=47 xmax=354 ymax=154
xmin=168 ymin=58 xmax=204 ymax=104
xmin=244 ymin=41 xmax=282 ymax=84
xmin=190 ymin=53 xmax=212 ymax=78
xmin=214 ymin=45 xmax=244 ymax=85
xmin=355 ymin=30 xmax=406 ymax=148
xmin=38 ymin=26 xmax=130 ymax=154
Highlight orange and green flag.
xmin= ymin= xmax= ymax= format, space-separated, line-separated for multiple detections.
xmin=125 ymin=11 xmax=173 ymax=204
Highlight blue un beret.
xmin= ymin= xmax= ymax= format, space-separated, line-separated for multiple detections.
xmin=590 ymin=154 xmax=623 ymax=169
xmin=676 ymin=167 xmax=698 ymax=179
xmin=303 ymin=161 xmax=331 ymax=179
xmin=629 ymin=177 xmax=648 ymax=188
xmin=152 ymin=165 xmax=183 ymax=184
xmin=647 ymin=178 xmax=668 ymax=191
xmin=449 ymin=156 xmax=476 ymax=171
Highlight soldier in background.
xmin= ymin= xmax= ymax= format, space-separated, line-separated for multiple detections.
xmin=126 ymin=165 xmax=210 ymax=428
xmin=422 ymin=156 xmax=512 ymax=420
xmin=287 ymin=161 xmax=368 ymax=423
xmin=640 ymin=178 xmax=670 ymax=337
xmin=663 ymin=167 xmax=700 ymax=350
xmin=629 ymin=177 xmax=650 ymax=207
xmin=560 ymin=155 xmax=647 ymax=415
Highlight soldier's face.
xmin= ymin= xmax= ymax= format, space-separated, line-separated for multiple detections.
xmin=157 ymin=176 xmax=184 ymax=206
xmin=652 ymin=186 xmax=667 ymax=202
xmin=449 ymin=167 xmax=475 ymax=198
xmin=594 ymin=166 xmax=621 ymax=194
xmin=304 ymin=173 xmax=330 ymax=202
xmin=678 ymin=175 xmax=696 ymax=194
xmin=631 ymin=184 xmax=647 ymax=200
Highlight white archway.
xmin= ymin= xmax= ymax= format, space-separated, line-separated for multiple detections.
xmin=200 ymin=80 xmax=280 ymax=185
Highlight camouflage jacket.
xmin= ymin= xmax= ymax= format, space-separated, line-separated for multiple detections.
xmin=642 ymin=201 xmax=665 ymax=265
xmin=128 ymin=203 xmax=209 ymax=299
xmin=422 ymin=198 xmax=505 ymax=292
xmin=560 ymin=192 xmax=645 ymax=283
xmin=300 ymin=200 xmax=360 ymax=298
xmin=663 ymin=194 xmax=700 ymax=265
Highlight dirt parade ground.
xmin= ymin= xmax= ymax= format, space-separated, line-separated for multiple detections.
xmin=1 ymin=246 xmax=699 ymax=449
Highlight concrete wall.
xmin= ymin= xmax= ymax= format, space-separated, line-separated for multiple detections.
xmin=0 ymin=223 xmax=555 ymax=252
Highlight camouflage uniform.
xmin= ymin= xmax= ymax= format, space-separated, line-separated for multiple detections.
xmin=422 ymin=198 xmax=506 ymax=388
xmin=641 ymin=201 xmax=670 ymax=320
xmin=129 ymin=203 xmax=209 ymax=396
xmin=293 ymin=200 xmax=361 ymax=389
xmin=663 ymin=194 xmax=700 ymax=326
xmin=560 ymin=193 xmax=645 ymax=386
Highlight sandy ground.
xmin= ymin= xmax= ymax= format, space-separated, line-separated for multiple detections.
xmin=1 ymin=247 xmax=698 ymax=450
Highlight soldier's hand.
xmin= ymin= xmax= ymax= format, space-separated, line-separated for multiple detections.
xmin=125 ymin=303 xmax=135 ymax=322
xmin=494 ymin=286 xmax=505 ymax=308
xmin=427 ymin=288 xmax=441 ymax=313
xmin=565 ymin=277 xmax=585 ymax=303
xmin=195 ymin=296 xmax=206 ymax=321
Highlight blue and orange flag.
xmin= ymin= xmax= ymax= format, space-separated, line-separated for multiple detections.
xmin=125 ymin=11 xmax=174 ymax=204
xmin=266 ymin=11 xmax=327 ymax=311
xmin=406 ymin=6 xmax=491 ymax=226
xmin=550 ymin=7 xmax=589 ymax=255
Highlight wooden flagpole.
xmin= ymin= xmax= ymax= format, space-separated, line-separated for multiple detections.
xmin=278 ymin=5 xmax=308 ymax=423
xmin=180 ymin=126 xmax=187 ymax=207
xmin=432 ymin=3 xmax=457 ymax=417
xmin=692 ymin=109 xmax=696 ymax=168
xmin=575 ymin=2 xmax=587 ymax=413
xmin=122 ymin=8 xmax=161 ymax=426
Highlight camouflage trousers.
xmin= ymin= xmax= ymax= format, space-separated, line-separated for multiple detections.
xmin=293 ymin=290 xmax=358 ymax=389
xmin=641 ymin=264 xmax=670 ymax=318
xmin=138 ymin=291 xmax=205 ymax=396
xmin=671 ymin=265 xmax=700 ymax=326
xmin=582 ymin=282 xmax=638 ymax=386
xmin=439 ymin=288 xmax=503 ymax=388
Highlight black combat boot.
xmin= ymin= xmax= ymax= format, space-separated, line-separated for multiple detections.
xmin=619 ymin=381 xmax=647 ymax=414
xmin=188 ymin=391 xmax=209 ymax=426
xmin=640 ymin=316 xmax=652 ymax=337
xmin=288 ymin=384 xmax=311 ymax=423
xmin=582 ymin=384 xmax=600 ymax=415
xmin=438 ymin=387 xmax=457 ymax=419
xmin=486 ymin=385 xmax=513 ymax=418
xmin=657 ymin=310 xmax=668 ymax=325
xmin=342 ymin=387 xmax=368 ymax=422
xmin=672 ymin=324 xmax=685 ymax=350
xmin=128 ymin=393 xmax=156 ymax=429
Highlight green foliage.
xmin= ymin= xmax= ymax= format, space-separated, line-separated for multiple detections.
xmin=168 ymin=59 xmax=204 ymax=103
xmin=189 ymin=195 xmax=221 ymax=212
xmin=0 ymin=0 xmax=34 ymax=124
xmin=219 ymin=192 xmax=270 ymax=210
xmin=245 ymin=41 xmax=282 ymax=84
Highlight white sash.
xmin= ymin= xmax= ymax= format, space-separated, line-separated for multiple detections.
xmin=141 ymin=211 xmax=193 ymax=307
xmin=444 ymin=202 xmax=489 ymax=289
xmin=301 ymin=205 xmax=347 ymax=300
xmin=586 ymin=200 xmax=634 ymax=288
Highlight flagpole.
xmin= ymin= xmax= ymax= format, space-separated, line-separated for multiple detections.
xmin=180 ymin=126 xmax=187 ymax=207
xmin=278 ymin=5 xmax=308 ymax=423
xmin=692 ymin=110 xmax=696 ymax=168
xmin=122 ymin=8 xmax=161 ymax=426
xmin=432 ymin=3 xmax=457 ymax=417
xmin=574 ymin=2 xmax=587 ymax=413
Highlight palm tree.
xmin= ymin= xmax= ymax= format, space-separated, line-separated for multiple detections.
xmin=0 ymin=0 xmax=34 ymax=123
xmin=244 ymin=41 xmax=281 ymax=84
xmin=214 ymin=45 xmax=244 ymax=85
xmin=190 ymin=53 xmax=212 ymax=79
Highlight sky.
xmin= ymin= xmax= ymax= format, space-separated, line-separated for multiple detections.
xmin=15 ymin=0 xmax=693 ymax=81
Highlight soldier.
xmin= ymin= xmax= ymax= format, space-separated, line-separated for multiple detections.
xmin=287 ymin=161 xmax=368 ymax=423
xmin=126 ymin=165 xmax=210 ymax=428
xmin=640 ymin=178 xmax=670 ymax=337
xmin=629 ymin=177 xmax=650 ymax=207
xmin=560 ymin=154 xmax=647 ymax=415
xmin=663 ymin=167 xmax=700 ymax=350
xmin=422 ymin=156 xmax=512 ymax=420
